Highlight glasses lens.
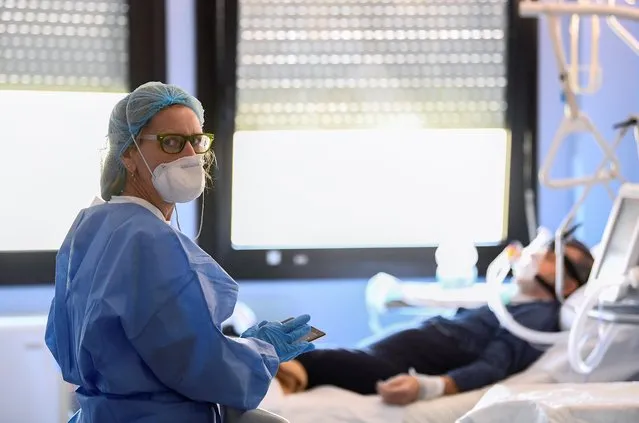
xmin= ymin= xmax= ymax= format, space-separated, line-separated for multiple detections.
xmin=161 ymin=135 xmax=186 ymax=154
xmin=191 ymin=134 xmax=212 ymax=153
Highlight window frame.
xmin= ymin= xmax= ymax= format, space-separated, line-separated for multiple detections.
xmin=0 ymin=0 xmax=167 ymax=286
xmin=196 ymin=0 xmax=538 ymax=280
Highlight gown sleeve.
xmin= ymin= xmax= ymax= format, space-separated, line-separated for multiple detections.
xmin=98 ymin=220 xmax=280 ymax=410
xmin=127 ymin=275 xmax=279 ymax=409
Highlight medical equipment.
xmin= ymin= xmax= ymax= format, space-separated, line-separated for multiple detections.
xmin=531 ymin=0 xmax=620 ymax=200
xmin=487 ymin=183 xmax=639 ymax=348
xmin=547 ymin=120 xmax=634 ymax=302
xmin=459 ymin=382 xmax=639 ymax=423
xmin=483 ymin=0 xmax=639 ymax=357
xmin=567 ymin=183 xmax=639 ymax=373
xmin=0 ymin=315 xmax=288 ymax=423
xmin=0 ymin=314 xmax=290 ymax=423
xmin=364 ymin=272 xmax=496 ymax=336
xmin=520 ymin=1 xmax=639 ymax=55
xmin=268 ymin=269 xmax=639 ymax=423
xmin=14 ymin=312 xmax=294 ymax=423
xmin=520 ymin=0 xmax=639 ymax=305
xmin=486 ymin=228 xmax=570 ymax=345
xmin=259 ymin=312 xmax=639 ymax=423
xmin=435 ymin=239 xmax=478 ymax=289
xmin=0 ymin=315 xmax=71 ymax=423
xmin=488 ymin=184 xmax=639 ymax=371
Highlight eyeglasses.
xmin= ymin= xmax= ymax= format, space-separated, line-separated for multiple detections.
xmin=139 ymin=133 xmax=214 ymax=154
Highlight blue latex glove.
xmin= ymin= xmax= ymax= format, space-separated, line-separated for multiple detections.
xmin=240 ymin=314 xmax=316 ymax=362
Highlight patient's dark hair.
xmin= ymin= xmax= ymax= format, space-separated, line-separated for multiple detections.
xmin=549 ymin=238 xmax=594 ymax=286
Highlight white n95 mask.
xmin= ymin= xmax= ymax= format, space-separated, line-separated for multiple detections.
xmin=152 ymin=155 xmax=206 ymax=203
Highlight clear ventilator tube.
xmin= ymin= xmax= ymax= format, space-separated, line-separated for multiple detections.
xmin=486 ymin=229 xmax=569 ymax=345
xmin=567 ymin=269 xmax=639 ymax=374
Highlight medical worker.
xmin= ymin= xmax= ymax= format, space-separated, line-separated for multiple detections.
xmin=45 ymin=82 xmax=314 ymax=423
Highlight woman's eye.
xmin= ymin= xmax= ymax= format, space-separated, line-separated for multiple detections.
xmin=162 ymin=136 xmax=183 ymax=150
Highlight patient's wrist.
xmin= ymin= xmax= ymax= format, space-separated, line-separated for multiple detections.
xmin=442 ymin=376 xmax=459 ymax=395
xmin=414 ymin=375 xmax=446 ymax=400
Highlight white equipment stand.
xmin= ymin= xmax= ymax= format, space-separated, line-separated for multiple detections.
xmin=502 ymin=0 xmax=639 ymax=374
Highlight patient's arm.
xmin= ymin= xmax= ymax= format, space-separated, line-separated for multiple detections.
xmin=445 ymin=301 xmax=558 ymax=393
xmin=446 ymin=327 xmax=543 ymax=392
xmin=377 ymin=321 xmax=544 ymax=405
xmin=378 ymin=373 xmax=454 ymax=404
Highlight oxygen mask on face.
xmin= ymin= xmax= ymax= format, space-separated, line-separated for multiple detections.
xmin=508 ymin=241 xmax=548 ymax=283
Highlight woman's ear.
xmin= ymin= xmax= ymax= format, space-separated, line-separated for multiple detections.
xmin=120 ymin=147 xmax=137 ymax=174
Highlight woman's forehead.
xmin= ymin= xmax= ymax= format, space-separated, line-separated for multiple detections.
xmin=145 ymin=105 xmax=200 ymax=131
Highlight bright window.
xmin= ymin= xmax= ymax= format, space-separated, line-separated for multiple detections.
xmin=0 ymin=90 xmax=126 ymax=252
xmin=231 ymin=0 xmax=510 ymax=250
xmin=196 ymin=0 xmax=535 ymax=279
xmin=0 ymin=0 xmax=133 ymax=284
xmin=231 ymin=128 xmax=509 ymax=249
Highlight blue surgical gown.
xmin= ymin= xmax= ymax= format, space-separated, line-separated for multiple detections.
xmin=45 ymin=201 xmax=279 ymax=423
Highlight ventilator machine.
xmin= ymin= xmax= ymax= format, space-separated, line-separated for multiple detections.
xmin=486 ymin=0 xmax=639 ymax=376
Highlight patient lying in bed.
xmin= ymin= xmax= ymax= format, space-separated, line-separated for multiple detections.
xmin=277 ymin=239 xmax=594 ymax=406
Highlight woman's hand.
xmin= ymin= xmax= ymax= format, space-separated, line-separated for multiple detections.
xmin=241 ymin=314 xmax=315 ymax=362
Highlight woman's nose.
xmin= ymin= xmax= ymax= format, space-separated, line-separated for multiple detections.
xmin=181 ymin=142 xmax=196 ymax=156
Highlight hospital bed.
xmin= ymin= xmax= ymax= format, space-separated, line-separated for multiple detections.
xmin=458 ymin=383 xmax=639 ymax=423
xmin=454 ymin=192 xmax=639 ymax=418
xmin=258 ymin=178 xmax=639 ymax=422
xmin=257 ymin=283 xmax=639 ymax=423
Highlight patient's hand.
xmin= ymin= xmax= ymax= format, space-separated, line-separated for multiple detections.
xmin=376 ymin=374 xmax=420 ymax=405
xmin=275 ymin=360 xmax=308 ymax=394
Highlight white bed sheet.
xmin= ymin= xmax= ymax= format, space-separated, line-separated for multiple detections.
xmin=257 ymin=290 xmax=639 ymax=423
xmin=259 ymin=380 xmax=404 ymax=423
xmin=458 ymin=382 xmax=639 ymax=423
xmin=257 ymin=323 xmax=639 ymax=423
xmin=258 ymin=371 xmax=553 ymax=423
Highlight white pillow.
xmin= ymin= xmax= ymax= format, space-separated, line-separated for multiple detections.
xmin=559 ymin=284 xmax=587 ymax=331
xmin=558 ymin=243 xmax=601 ymax=331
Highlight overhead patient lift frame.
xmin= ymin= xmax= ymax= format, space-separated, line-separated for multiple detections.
xmin=519 ymin=0 xmax=639 ymax=302
xmin=483 ymin=0 xmax=639 ymax=374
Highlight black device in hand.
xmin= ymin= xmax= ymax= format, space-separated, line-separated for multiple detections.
xmin=281 ymin=317 xmax=326 ymax=342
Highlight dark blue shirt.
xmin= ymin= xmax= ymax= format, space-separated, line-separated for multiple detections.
xmin=429 ymin=301 xmax=560 ymax=392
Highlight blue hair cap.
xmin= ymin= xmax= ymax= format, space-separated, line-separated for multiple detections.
xmin=100 ymin=82 xmax=205 ymax=200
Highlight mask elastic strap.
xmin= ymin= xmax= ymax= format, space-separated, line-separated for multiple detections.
xmin=131 ymin=133 xmax=180 ymax=225
xmin=171 ymin=195 xmax=204 ymax=240
xmin=535 ymin=255 xmax=584 ymax=299
xmin=535 ymin=275 xmax=559 ymax=299
xmin=174 ymin=206 xmax=182 ymax=231
xmin=129 ymin=134 xmax=155 ymax=178
xmin=194 ymin=194 xmax=205 ymax=241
